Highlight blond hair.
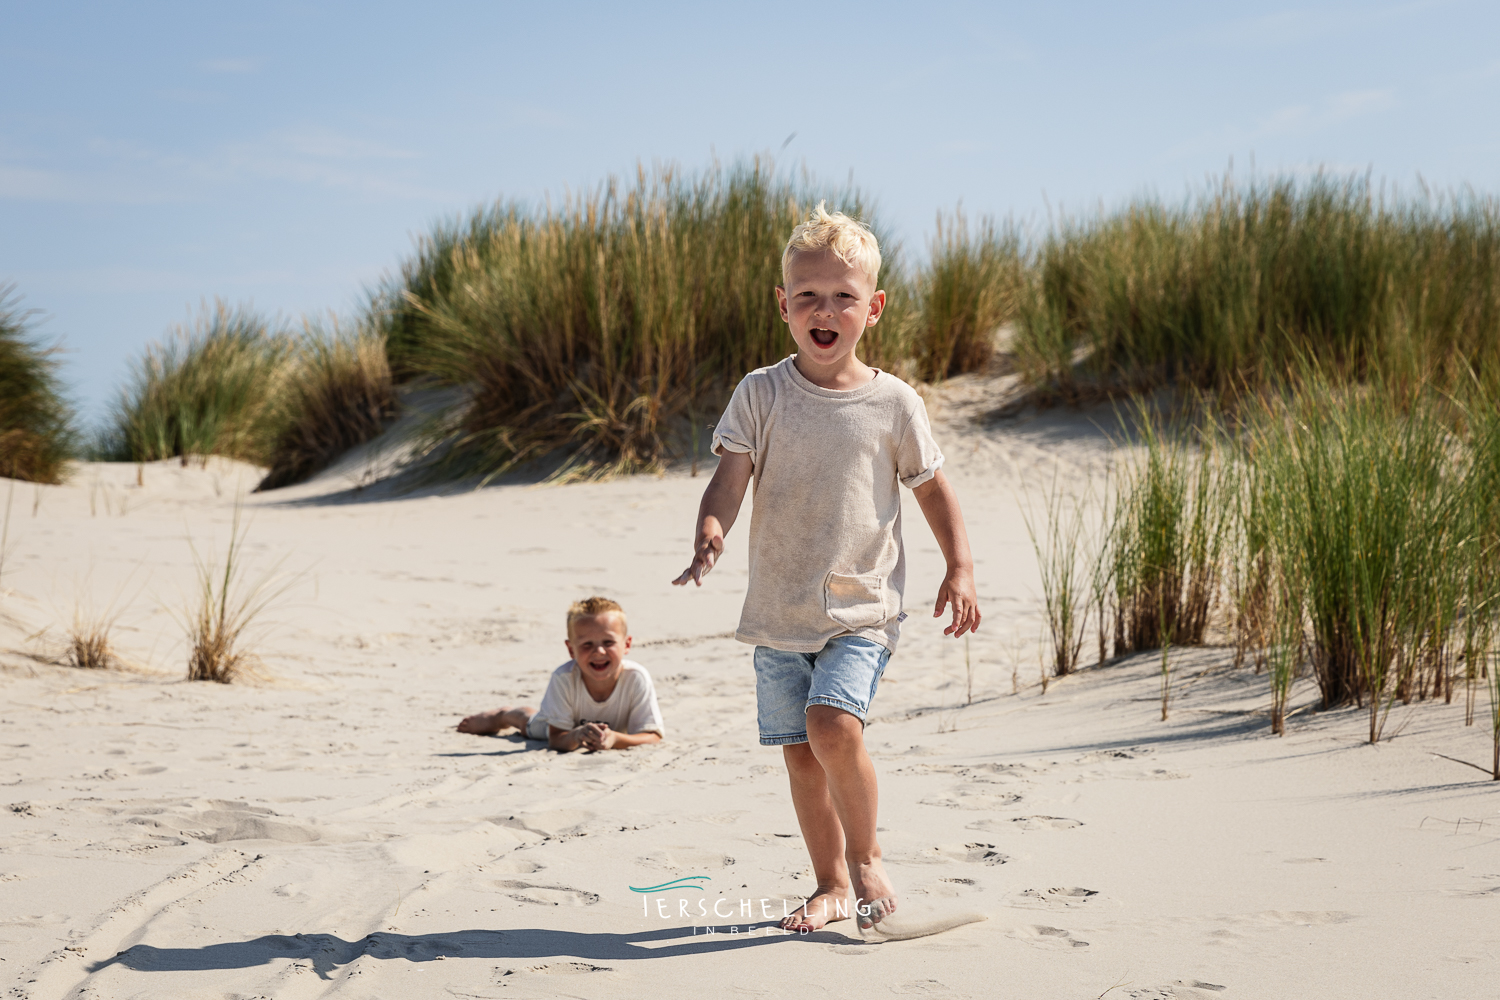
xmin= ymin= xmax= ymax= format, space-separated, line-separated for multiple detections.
xmin=566 ymin=596 xmax=627 ymax=636
xmin=781 ymin=201 xmax=882 ymax=284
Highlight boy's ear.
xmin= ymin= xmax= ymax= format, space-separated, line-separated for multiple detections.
xmin=623 ymin=635 xmax=633 ymax=651
xmin=564 ymin=638 xmax=576 ymax=660
xmin=774 ymin=285 xmax=790 ymax=323
xmin=865 ymin=289 xmax=886 ymax=326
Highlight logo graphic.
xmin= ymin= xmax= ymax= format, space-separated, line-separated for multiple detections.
xmin=629 ymin=876 xmax=711 ymax=893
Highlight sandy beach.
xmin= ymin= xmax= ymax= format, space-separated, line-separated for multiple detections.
xmin=2 ymin=379 xmax=1497 ymax=999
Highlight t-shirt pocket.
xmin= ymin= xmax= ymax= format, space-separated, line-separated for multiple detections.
xmin=824 ymin=572 xmax=887 ymax=630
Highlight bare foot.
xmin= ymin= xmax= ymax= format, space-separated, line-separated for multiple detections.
xmin=780 ymin=884 xmax=852 ymax=932
xmin=851 ymin=857 xmax=898 ymax=930
xmin=457 ymin=706 xmax=532 ymax=735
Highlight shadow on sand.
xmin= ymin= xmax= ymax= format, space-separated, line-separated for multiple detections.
xmin=87 ymin=922 xmax=858 ymax=980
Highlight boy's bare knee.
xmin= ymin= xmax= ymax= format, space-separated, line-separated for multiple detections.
xmin=783 ymin=741 xmax=820 ymax=772
xmin=806 ymin=705 xmax=864 ymax=752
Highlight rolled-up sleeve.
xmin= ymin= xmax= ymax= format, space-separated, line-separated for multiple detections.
xmin=710 ymin=377 xmax=757 ymax=461
xmin=896 ymin=402 xmax=945 ymax=490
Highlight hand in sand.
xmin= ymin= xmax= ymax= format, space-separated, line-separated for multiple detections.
xmin=933 ymin=568 xmax=981 ymax=638
xmin=577 ymin=722 xmax=617 ymax=751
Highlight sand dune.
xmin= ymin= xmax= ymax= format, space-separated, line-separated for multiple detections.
xmin=2 ymin=379 xmax=1497 ymax=998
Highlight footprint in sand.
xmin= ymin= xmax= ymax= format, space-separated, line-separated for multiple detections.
xmin=122 ymin=800 xmax=321 ymax=845
xmin=1009 ymin=815 xmax=1083 ymax=831
xmin=964 ymin=843 xmax=1010 ymax=865
xmin=919 ymin=791 xmax=1023 ymax=811
xmin=495 ymin=961 xmax=612 ymax=979
xmin=1012 ymin=924 xmax=1089 ymax=948
xmin=497 ymin=880 xmax=600 ymax=906
xmin=633 ymin=848 xmax=736 ymax=871
xmin=891 ymin=980 xmax=954 ymax=994
xmin=1015 ymin=886 xmax=1098 ymax=908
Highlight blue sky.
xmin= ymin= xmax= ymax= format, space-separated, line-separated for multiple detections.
xmin=4 ymin=1 xmax=1497 ymax=426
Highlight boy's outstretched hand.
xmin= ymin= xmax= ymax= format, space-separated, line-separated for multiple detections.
xmin=672 ymin=517 xmax=725 ymax=587
xmin=933 ymin=568 xmax=981 ymax=637
xmin=913 ymin=469 xmax=981 ymax=639
xmin=672 ymin=452 xmax=753 ymax=587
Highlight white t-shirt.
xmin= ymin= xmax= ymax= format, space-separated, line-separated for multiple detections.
xmin=533 ymin=660 xmax=666 ymax=736
xmin=712 ymin=356 xmax=944 ymax=653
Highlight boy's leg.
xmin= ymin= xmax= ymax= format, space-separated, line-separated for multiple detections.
xmin=457 ymin=706 xmax=536 ymax=735
xmin=803 ymin=636 xmax=896 ymax=928
xmin=781 ymin=741 xmax=851 ymax=930
xmin=754 ymin=646 xmax=849 ymax=930
xmin=804 ymin=704 xmax=896 ymax=927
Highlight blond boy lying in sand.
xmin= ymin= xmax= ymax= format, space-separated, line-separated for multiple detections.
xmin=457 ymin=597 xmax=664 ymax=751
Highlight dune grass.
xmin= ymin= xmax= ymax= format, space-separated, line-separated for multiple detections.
xmin=1107 ymin=410 xmax=1232 ymax=656
xmin=103 ymin=304 xmax=394 ymax=490
xmin=1238 ymin=380 xmax=1485 ymax=740
xmin=1024 ymin=476 xmax=1091 ymax=678
xmin=256 ymin=321 xmax=396 ymax=490
xmin=1077 ymin=374 xmax=1500 ymax=744
xmin=1011 ymin=174 xmax=1500 ymax=401
xmin=62 ymin=605 xmax=122 ymax=669
xmin=184 ymin=507 xmax=289 ymax=683
xmin=377 ymin=161 xmax=916 ymax=482
xmin=0 ymin=286 xmax=75 ymax=483
xmin=907 ymin=212 xmax=1024 ymax=381
xmin=101 ymin=301 xmax=290 ymax=466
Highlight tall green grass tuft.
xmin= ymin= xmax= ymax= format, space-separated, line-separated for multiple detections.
xmin=102 ymin=302 xmax=290 ymax=466
xmin=1024 ymin=477 xmax=1092 ymax=678
xmin=0 ymin=286 xmax=75 ymax=483
xmin=184 ymin=507 xmax=290 ymax=683
xmin=104 ymin=305 xmax=395 ymax=489
xmin=379 ymin=161 xmax=912 ymax=481
xmin=1108 ymin=410 xmax=1232 ymax=656
xmin=1239 ymin=381 xmax=1475 ymax=740
xmin=1012 ymin=174 xmax=1500 ymax=399
xmin=907 ymin=213 xmax=1024 ymax=381
xmin=256 ymin=322 xmax=396 ymax=490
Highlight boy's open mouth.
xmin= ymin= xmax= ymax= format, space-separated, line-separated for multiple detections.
xmin=810 ymin=327 xmax=838 ymax=347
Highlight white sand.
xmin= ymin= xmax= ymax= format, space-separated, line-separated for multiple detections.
xmin=2 ymin=380 xmax=1497 ymax=999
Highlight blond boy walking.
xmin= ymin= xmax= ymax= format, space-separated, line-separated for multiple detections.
xmin=673 ymin=205 xmax=981 ymax=932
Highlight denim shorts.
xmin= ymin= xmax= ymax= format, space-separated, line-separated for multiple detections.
xmin=753 ymin=636 xmax=891 ymax=746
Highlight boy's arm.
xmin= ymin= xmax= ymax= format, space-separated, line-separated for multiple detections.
xmin=600 ymin=729 xmax=661 ymax=749
xmin=671 ymin=451 xmax=754 ymax=586
xmin=565 ymin=723 xmax=661 ymax=751
xmin=912 ymin=468 xmax=981 ymax=637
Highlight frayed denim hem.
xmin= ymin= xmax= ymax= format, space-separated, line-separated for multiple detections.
xmin=805 ymin=695 xmax=867 ymax=721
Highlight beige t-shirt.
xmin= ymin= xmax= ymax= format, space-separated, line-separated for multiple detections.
xmin=534 ymin=660 xmax=666 ymax=736
xmin=712 ymin=356 xmax=944 ymax=653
